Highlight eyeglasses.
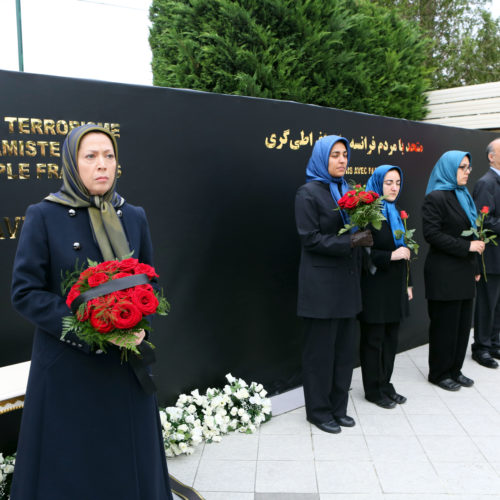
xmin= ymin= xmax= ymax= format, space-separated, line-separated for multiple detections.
xmin=458 ymin=165 xmax=472 ymax=173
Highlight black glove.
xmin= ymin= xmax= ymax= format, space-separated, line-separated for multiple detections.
xmin=350 ymin=229 xmax=373 ymax=248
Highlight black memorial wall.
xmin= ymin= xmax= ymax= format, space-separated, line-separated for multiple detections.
xmin=1 ymin=69 xmax=498 ymax=405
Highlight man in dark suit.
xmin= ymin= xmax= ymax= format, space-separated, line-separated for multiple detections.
xmin=472 ymin=138 xmax=500 ymax=368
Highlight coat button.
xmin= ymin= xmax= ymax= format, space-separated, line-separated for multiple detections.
xmin=68 ymin=209 xmax=76 ymax=217
xmin=73 ymin=242 xmax=81 ymax=250
xmin=96 ymin=349 xmax=104 ymax=354
xmin=116 ymin=209 xmax=123 ymax=218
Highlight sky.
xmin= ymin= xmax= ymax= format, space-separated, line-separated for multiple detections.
xmin=0 ymin=0 xmax=500 ymax=87
xmin=0 ymin=0 xmax=153 ymax=86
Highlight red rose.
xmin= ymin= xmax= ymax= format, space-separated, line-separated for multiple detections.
xmin=134 ymin=263 xmax=159 ymax=279
xmin=110 ymin=300 xmax=143 ymax=329
xmin=89 ymin=308 xmax=114 ymax=333
xmin=95 ymin=261 xmax=119 ymax=272
xmin=358 ymin=191 xmax=375 ymax=203
xmin=112 ymin=272 xmax=133 ymax=280
xmin=66 ymin=285 xmax=81 ymax=308
xmin=481 ymin=206 xmax=489 ymax=215
xmin=132 ymin=287 xmax=159 ymax=315
xmin=338 ymin=193 xmax=359 ymax=209
xmin=400 ymin=210 xmax=409 ymax=220
xmin=118 ymin=258 xmax=139 ymax=272
xmin=88 ymin=272 xmax=109 ymax=288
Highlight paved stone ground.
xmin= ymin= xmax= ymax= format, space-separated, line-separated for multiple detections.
xmin=170 ymin=340 xmax=500 ymax=499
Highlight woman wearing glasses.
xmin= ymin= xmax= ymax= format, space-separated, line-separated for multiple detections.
xmin=422 ymin=151 xmax=484 ymax=391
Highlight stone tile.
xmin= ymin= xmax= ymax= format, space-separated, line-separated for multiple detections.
xmin=365 ymin=435 xmax=428 ymax=462
xmin=200 ymin=493 xmax=254 ymax=500
xmin=312 ymin=434 xmax=370 ymax=461
xmin=166 ymin=445 xmax=203 ymax=486
xmin=256 ymin=494 xmax=319 ymax=500
xmin=357 ymin=413 xmax=413 ymax=435
xmin=441 ymin=392 xmax=497 ymax=416
xmin=256 ymin=460 xmax=317 ymax=493
xmin=418 ymin=435 xmax=485 ymax=462
xmin=202 ymin=433 xmax=259 ymax=460
xmin=433 ymin=462 xmax=500 ymax=494
xmin=315 ymin=461 xmax=380 ymax=493
xmin=454 ymin=413 xmax=500 ymax=436
xmin=258 ymin=434 xmax=314 ymax=461
xmin=320 ymin=495 xmax=383 ymax=500
xmin=391 ymin=380 xmax=438 ymax=397
xmin=406 ymin=413 xmax=466 ymax=436
xmin=400 ymin=395 xmax=451 ymax=415
xmin=193 ymin=460 xmax=256 ymax=492
xmin=374 ymin=460 xmax=446 ymax=493
xmin=471 ymin=436 xmax=500 ymax=462
xmin=260 ymin=408 xmax=311 ymax=435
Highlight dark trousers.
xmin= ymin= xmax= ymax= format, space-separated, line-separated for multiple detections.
xmin=427 ymin=299 xmax=473 ymax=383
xmin=359 ymin=321 xmax=399 ymax=402
xmin=302 ymin=317 xmax=356 ymax=423
xmin=473 ymin=274 xmax=500 ymax=354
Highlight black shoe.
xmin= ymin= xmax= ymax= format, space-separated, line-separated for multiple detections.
xmin=335 ymin=415 xmax=355 ymax=427
xmin=490 ymin=349 xmax=500 ymax=360
xmin=308 ymin=419 xmax=341 ymax=434
xmin=388 ymin=393 xmax=407 ymax=404
xmin=454 ymin=374 xmax=474 ymax=387
xmin=371 ymin=397 xmax=396 ymax=409
xmin=436 ymin=378 xmax=461 ymax=391
xmin=472 ymin=352 xmax=499 ymax=369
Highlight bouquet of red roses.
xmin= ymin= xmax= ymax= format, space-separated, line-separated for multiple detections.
xmin=61 ymin=257 xmax=169 ymax=355
xmin=336 ymin=184 xmax=386 ymax=235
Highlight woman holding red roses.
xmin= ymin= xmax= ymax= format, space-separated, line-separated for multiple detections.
xmin=295 ymin=135 xmax=373 ymax=434
xmin=422 ymin=150 xmax=484 ymax=392
xmin=359 ymin=165 xmax=412 ymax=409
xmin=10 ymin=125 xmax=173 ymax=500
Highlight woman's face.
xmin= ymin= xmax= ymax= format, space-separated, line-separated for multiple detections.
xmin=77 ymin=132 xmax=117 ymax=196
xmin=383 ymin=169 xmax=401 ymax=202
xmin=456 ymin=155 xmax=471 ymax=186
xmin=327 ymin=141 xmax=348 ymax=178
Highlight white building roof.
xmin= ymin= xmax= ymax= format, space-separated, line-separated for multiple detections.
xmin=424 ymin=81 xmax=500 ymax=131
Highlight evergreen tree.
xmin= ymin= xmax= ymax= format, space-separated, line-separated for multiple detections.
xmin=375 ymin=0 xmax=500 ymax=88
xmin=149 ymin=0 xmax=431 ymax=120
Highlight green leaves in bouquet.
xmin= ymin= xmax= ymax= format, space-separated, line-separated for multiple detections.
xmin=60 ymin=259 xmax=86 ymax=296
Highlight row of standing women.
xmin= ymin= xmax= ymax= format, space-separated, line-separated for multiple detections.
xmin=295 ymin=135 xmax=485 ymax=434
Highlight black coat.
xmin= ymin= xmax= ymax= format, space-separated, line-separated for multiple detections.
xmin=359 ymin=220 xmax=409 ymax=323
xmin=295 ymin=181 xmax=362 ymax=318
xmin=10 ymin=200 xmax=172 ymax=500
xmin=473 ymin=169 xmax=500 ymax=274
xmin=422 ymin=190 xmax=477 ymax=301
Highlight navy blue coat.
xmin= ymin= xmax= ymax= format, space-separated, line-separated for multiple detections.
xmin=295 ymin=181 xmax=362 ymax=318
xmin=10 ymin=200 xmax=173 ymax=500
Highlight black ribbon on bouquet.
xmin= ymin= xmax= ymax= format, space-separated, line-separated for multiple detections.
xmin=70 ymin=273 xmax=158 ymax=394
xmin=70 ymin=273 xmax=150 ymax=314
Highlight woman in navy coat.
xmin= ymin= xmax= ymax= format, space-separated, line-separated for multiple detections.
xmin=422 ymin=150 xmax=484 ymax=392
xmin=10 ymin=125 xmax=173 ymax=500
xmin=295 ymin=135 xmax=373 ymax=434
xmin=359 ymin=165 xmax=412 ymax=409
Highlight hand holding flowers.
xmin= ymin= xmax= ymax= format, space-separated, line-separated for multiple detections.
xmin=336 ymin=184 xmax=386 ymax=235
xmin=461 ymin=206 xmax=497 ymax=282
xmin=393 ymin=210 xmax=419 ymax=292
xmin=61 ymin=257 xmax=169 ymax=356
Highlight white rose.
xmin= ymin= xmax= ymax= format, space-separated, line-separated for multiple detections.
xmin=187 ymin=404 xmax=196 ymax=414
xmin=230 ymin=407 xmax=238 ymax=416
xmin=226 ymin=373 xmax=236 ymax=383
xmin=241 ymin=414 xmax=250 ymax=423
xmin=185 ymin=414 xmax=195 ymax=424
xmin=5 ymin=465 xmax=14 ymax=474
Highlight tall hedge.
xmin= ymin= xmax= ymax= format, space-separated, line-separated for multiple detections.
xmin=149 ymin=0 xmax=431 ymax=120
